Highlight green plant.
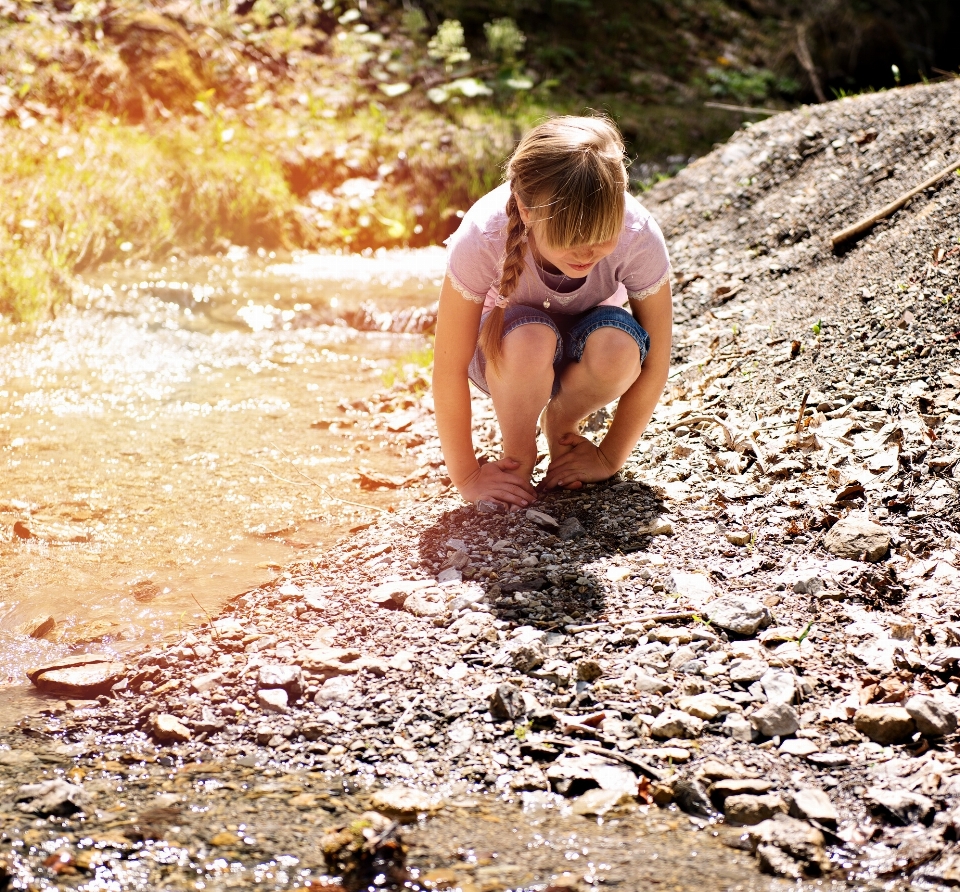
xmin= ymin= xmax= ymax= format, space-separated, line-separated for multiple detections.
xmin=812 ymin=319 xmax=822 ymax=336
xmin=484 ymin=17 xmax=525 ymax=67
xmin=428 ymin=19 xmax=470 ymax=71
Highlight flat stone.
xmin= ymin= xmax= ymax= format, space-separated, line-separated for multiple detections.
xmin=651 ymin=708 xmax=704 ymax=740
xmin=905 ymin=695 xmax=959 ymax=738
xmin=750 ymin=703 xmax=800 ymax=738
xmin=370 ymin=786 xmax=443 ymax=819
xmin=677 ymin=693 xmax=740 ymax=721
xmin=189 ymin=671 xmax=225 ymax=694
xmin=724 ymin=793 xmax=786 ymax=826
xmin=630 ymin=671 xmax=672 ymax=694
xmin=257 ymin=688 xmax=289 ymax=713
xmin=525 ymin=509 xmax=559 ymax=531
xmin=147 ymin=713 xmax=192 ymax=744
xmin=786 ymin=788 xmax=838 ymax=827
xmin=30 ymin=659 xmax=127 ymax=698
xmin=26 ymin=652 xmax=118 ymax=684
xmin=726 ymin=530 xmax=751 ymax=546
xmin=854 ymin=705 xmax=916 ymax=745
xmin=707 ymin=595 xmax=770 ymax=636
xmin=779 ymin=738 xmax=819 ymax=757
xmin=823 ymin=514 xmax=890 ymax=562
xmin=866 ymin=787 xmax=935 ymax=825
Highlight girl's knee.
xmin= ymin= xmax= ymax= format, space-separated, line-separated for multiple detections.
xmin=581 ymin=328 xmax=642 ymax=380
xmin=501 ymin=323 xmax=558 ymax=368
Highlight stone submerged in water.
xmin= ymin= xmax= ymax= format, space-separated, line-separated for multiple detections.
xmin=823 ymin=514 xmax=890 ymax=562
xmin=16 ymin=779 xmax=90 ymax=817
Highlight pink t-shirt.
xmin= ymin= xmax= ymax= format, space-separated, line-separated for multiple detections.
xmin=445 ymin=182 xmax=670 ymax=314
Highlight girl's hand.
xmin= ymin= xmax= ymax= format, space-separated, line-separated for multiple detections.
xmin=542 ymin=433 xmax=617 ymax=490
xmin=458 ymin=457 xmax=537 ymax=510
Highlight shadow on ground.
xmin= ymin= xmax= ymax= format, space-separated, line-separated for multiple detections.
xmin=416 ymin=478 xmax=668 ymax=628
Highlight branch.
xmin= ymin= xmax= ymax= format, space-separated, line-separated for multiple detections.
xmin=831 ymin=157 xmax=960 ymax=250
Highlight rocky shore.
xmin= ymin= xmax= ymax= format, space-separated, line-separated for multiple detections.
xmin=4 ymin=79 xmax=960 ymax=890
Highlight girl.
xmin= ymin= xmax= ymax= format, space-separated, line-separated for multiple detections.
xmin=433 ymin=115 xmax=672 ymax=510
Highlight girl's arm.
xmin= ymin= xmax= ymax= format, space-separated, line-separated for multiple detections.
xmin=433 ymin=274 xmax=538 ymax=507
xmin=541 ymin=280 xmax=673 ymax=488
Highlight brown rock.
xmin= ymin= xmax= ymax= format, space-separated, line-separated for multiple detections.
xmin=147 ymin=713 xmax=192 ymax=743
xmin=27 ymin=654 xmax=126 ymax=697
xmin=854 ymin=706 xmax=916 ymax=745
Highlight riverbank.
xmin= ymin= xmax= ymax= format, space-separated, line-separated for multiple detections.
xmin=4 ymin=79 xmax=960 ymax=889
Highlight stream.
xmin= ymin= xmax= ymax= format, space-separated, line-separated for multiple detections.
xmin=0 ymin=246 xmax=446 ymax=722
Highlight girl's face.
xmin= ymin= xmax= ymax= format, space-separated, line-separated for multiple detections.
xmin=530 ymin=231 xmax=619 ymax=278
xmin=517 ymin=199 xmax=618 ymax=278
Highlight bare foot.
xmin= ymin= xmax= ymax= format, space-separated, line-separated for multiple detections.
xmin=541 ymin=399 xmax=580 ymax=462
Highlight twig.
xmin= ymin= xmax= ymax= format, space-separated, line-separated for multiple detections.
xmin=537 ymin=736 xmax=664 ymax=782
xmin=794 ymin=389 xmax=810 ymax=434
xmin=749 ymin=431 xmax=769 ymax=476
xmin=665 ymin=414 xmax=726 ymax=431
xmin=831 ymin=157 xmax=960 ymax=249
xmin=704 ymin=101 xmax=782 ymax=116
xmin=393 ymin=693 xmax=424 ymax=735
xmin=191 ymin=593 xmax=220 ymax=641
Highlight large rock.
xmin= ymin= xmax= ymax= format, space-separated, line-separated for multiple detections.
xmin=706 ymin=595 xmax=770 ymax=636
xmin=650 ymin=708 xmax=704 ymax=740
xmin=905 ymin=695 xmax=960 ymax=738
xmin=27 ymin=654 xmax=126 ymax=697
xmin=488 ymin=683 xmax=526 ymax=722
xmin=854 ymin=706 xmax=916 ymax=744
xmin=823 ymin=514 xmax=890 ymax=562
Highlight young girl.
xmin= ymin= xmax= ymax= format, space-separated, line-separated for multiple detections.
xmin=433 ymin=115 xmax=672 ymax=510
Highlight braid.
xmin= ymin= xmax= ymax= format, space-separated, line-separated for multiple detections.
xmin=478 ymin=191 xmax=527 ymax=372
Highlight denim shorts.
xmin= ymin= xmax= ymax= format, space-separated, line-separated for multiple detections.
xmin=468 ymin=304 xmax=650 ymax=397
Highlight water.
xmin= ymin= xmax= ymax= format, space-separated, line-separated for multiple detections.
xmin=0 ymin=247 xmax=446 ymax=719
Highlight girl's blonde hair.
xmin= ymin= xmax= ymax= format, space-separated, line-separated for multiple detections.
xmin=479 ymin=115 xmax=628 ymax=370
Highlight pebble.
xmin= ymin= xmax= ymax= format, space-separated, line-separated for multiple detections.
xmin=147 ymin=713 xmax=193 ymax=744
xmin=779 ymin=738 xmax=819 ymax=757
xmin=786 ymin=788 xmax=838 ymax=827
xmin=257 ymin=689 xmax=289 ymax=713
xmin=369 ymin=786 xmax=443 ymax=819
xmin=16 ymin=779 xmax=89 ymax=817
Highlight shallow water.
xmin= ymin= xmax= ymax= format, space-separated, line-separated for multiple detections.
xmin=0 ymin=247 xmax=446 ymax=719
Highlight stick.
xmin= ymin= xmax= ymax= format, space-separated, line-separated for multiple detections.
xmin=794 ymin=24 xmax=826 ymax=103
xmin=831 ymin=158 xmax=960 ymax=249
xmin=794 ymin=390 xmax=810 ymax=433
xmin=566 ymin=611 xmax=700 ymax=633
xmin=704 ymin=101 xmax=782 ymax=116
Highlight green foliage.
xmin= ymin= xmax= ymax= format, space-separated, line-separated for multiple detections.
xmin=484 ymin=17 xmax=525 ymax=66
xmin=428 ymin=19 xmax=471 ymax=71
xmin=401 ymin=6 xmax=430 ymax=42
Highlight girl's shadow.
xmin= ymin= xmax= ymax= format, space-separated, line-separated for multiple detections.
xmin=416 ymin=478 xmax=669 ymax=628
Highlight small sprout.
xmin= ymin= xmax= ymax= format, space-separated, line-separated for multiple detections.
xmin=812 ymin=319 xmax=822 ymax=336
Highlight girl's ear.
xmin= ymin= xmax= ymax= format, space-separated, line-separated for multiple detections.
xmin=516 ymin=197 xmax=532 ymax=226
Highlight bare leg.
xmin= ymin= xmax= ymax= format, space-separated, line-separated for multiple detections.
xmin=542 ymin=328 xmax=642 ymax=458
xmin=486 ymin=323 xmax=558 ymax=484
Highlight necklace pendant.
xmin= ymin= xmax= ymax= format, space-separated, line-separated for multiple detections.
xmin=543 ymin=299 xmax=551 ymax=309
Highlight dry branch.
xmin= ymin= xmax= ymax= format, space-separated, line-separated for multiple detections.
xmin=831 ymin=158 xmax=960 ymax=250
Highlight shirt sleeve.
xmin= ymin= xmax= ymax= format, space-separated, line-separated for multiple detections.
xmin=445 ymin=217 xmax=502 ymax=304
xmin=621 ymin=214 xmax=671 ymax=301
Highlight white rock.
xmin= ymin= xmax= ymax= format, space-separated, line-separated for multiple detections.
xmin=707 ymin=595 xmax=771 ymax=636
xmin=761 ymin=669 xmax=797 ymax=706
xmin=257 ymin=688 xmax=289 ymax=713
xmin=779 ymin=738 xmax=819 ymax=757
xmin=722 ymin=713 xmax=756 ymax=741
xmin=677 ymin=693 xmax=741 ymax=721
xmin=650 ymin=708 xmax=704 ymax=739
xmin=750 ymin=703 xmax=800 ymax=738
